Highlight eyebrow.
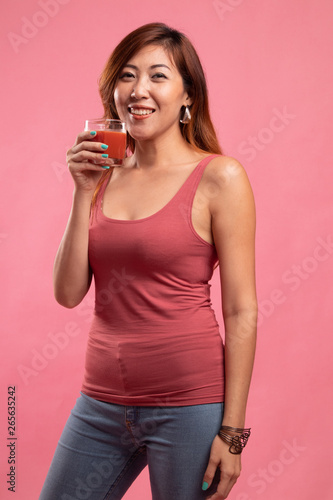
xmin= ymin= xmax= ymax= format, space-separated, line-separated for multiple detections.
xmin=123 ymin=64 xmax=171 ymax=71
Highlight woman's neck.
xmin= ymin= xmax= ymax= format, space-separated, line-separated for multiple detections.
xmin=128 ymin=130 xmax=198 ymax=170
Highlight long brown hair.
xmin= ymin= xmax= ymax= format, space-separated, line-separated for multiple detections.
xmin=92 ymin=23 xmax=223 ymax=208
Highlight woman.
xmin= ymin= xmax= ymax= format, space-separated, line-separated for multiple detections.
xmin=40 ymin=23 xmax=257 ymax=500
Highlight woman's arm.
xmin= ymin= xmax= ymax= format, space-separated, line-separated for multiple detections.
xmin=53 ymin=190 xmax=94 ymax=308
xmin=212 ymin=157 xmax=257 ymax=428
xmin=53 ymin=131 xmax=115 ymax=308
xmin=202 ymin=156 xmax=257 ymax=499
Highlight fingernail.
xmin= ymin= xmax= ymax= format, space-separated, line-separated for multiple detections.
xmin=101 ymin=144 xmax=108 ymax=150
xmin=102 ymin=165 xmax=110 ymax=169
xmin=202 ymin=482 xmax=209 ymax=491
xmin=101 ymin=154 xmax=109 ymax=158
xmin=90 ymin=131 xmax=97 ymax=136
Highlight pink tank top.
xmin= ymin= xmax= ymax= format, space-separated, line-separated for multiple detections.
xmin=81 ymin=155 xmax=225 ymax=406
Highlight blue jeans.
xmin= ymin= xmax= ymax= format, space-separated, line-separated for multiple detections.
xmin=39 ymin=392 xmax=223 ymax=500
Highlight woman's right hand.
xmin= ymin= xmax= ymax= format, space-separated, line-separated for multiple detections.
xmin=66 ymin=130 xmax=115 ymax=194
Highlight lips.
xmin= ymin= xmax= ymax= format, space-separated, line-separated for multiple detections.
xmin=128 ymin=106 xmax=156 ymax=116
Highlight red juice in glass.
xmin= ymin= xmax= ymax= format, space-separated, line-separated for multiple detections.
xmin=95 ymin=130 xmax=127 ymax=163
xmin=85 ymin=119 xmax=127 ymax=165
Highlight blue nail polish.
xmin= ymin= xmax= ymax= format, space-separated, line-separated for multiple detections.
xmin=101 ymin=153 xmax=108 ymax=158
xmin=90 ymin=131 xmax=97 ymax=136
xmin=102 ymin=165 xmax=110 ymax=169
xmin=202 ymin=482 xmax=209 ymax=491
xmin=101 ymin=144 xmax=108 ymax=150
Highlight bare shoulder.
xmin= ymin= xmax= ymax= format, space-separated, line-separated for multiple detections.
xmin=203 ymin=155 xmax=255 ymax=215
xmin=204 ymin=155 xmax=249 ymax=187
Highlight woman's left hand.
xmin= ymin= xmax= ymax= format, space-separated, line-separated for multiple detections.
xmin=202 ymin=435 xmax=241 ymax=499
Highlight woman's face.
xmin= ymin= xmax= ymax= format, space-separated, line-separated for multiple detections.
xmin=114 ymin=44 xmax=191 ymax=143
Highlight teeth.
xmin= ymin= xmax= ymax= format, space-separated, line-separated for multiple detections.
xmin=129 ymin=108 xmax=154 ymax=116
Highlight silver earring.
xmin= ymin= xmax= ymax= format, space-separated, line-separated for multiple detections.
xmin=180 ymin=105 xmax=191 ymax=124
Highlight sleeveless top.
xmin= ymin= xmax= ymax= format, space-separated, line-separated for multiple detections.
xmin=81 ymin=154 xmax=225 ymax=406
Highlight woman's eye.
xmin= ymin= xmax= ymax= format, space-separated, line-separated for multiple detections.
xmin=152 ymin=73 xmax=167 ymax=79
xmin=119 ymin=72 xmax=135 ymax=79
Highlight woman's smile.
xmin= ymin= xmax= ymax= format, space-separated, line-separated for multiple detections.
xmin=128 ymin=105 xmax=156 ymax=119
xmin=114 ymin=45 xmax=190 ymax=140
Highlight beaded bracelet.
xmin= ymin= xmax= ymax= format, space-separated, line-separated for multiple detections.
xmin=218 ymin=426 xmax=251 ymax=454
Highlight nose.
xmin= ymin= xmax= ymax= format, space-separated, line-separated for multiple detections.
xmin=131 ymin=76 xmax=149 ymax=99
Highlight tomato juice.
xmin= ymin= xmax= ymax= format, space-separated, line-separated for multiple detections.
xmin=95 ymin=130 xmax=127 ymax=162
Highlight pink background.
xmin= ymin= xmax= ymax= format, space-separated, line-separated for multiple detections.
xmin=1 ymin=0 xmax=332 ymax=498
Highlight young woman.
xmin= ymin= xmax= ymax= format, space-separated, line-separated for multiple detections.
xmin=40 ymin=23 xmax=257 ymax=500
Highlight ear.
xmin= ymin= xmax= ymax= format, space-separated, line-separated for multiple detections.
xmin=184 ymin=94 xmax=193 ymax=107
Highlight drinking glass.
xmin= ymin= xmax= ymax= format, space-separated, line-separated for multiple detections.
xmin=85 ymin=119 xmax=127 ymax=166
